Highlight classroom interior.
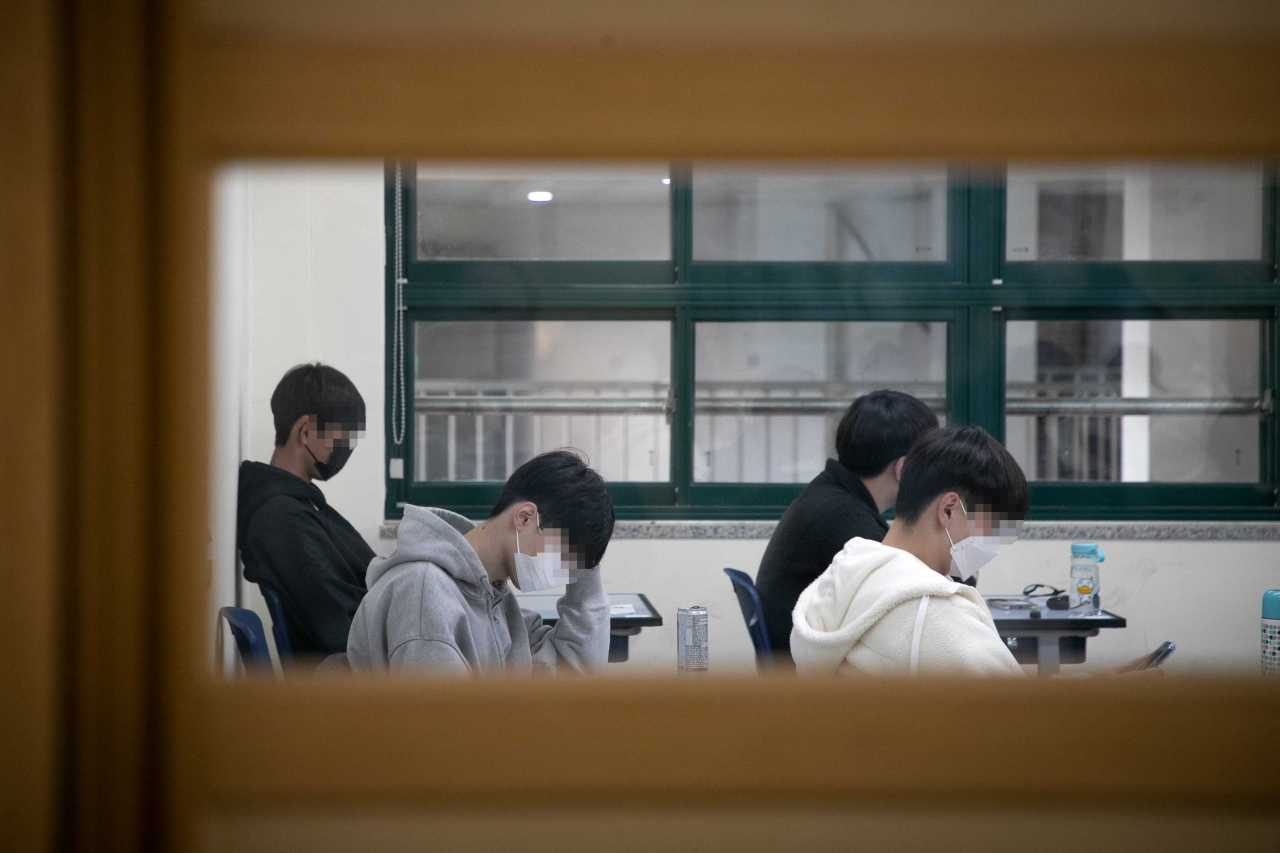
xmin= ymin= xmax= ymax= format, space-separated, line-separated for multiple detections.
xmin=210 ymin=160 xmax=1279 ymax=676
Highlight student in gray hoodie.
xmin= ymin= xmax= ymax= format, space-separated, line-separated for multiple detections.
xmin=347 ymin=450 xmax=614 ymax=676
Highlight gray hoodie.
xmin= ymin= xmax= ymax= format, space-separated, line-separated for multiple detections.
xmin=346 ymin=505 xmax=610 ymax=676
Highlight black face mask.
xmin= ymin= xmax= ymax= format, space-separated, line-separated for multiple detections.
xmin=305 ymin=437 xmax=353 ymax=481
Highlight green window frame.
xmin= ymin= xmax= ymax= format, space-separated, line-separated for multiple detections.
xmin=385 ymin=162 xmax=1280 ymax=521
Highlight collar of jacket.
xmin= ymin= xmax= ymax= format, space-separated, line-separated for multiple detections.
xmin=823 ymin=458 xmax=888 ymax=528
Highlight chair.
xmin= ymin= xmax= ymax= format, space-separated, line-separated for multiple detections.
xmin=219 ymin=606 xmax=273 ymax=671
xmin=259 ymin=586 xmax=294 ymax=663
xmin=723 ymin=568 xmax=772 ymax=663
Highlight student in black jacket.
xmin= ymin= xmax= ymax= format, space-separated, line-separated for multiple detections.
xmin=237 ymin=363 xmax=374 ymax=667
xmin=755 ymin=390 xmax=938 ymax=666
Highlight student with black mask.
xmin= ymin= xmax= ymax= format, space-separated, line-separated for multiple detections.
xmin=237 ymin=363 xmax=374 ymax=667
xmin=754 ymin=390 xmax=938 ymax=666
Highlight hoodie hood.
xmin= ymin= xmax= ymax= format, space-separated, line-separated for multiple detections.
xmin=367 ymin=505 xmax=493 ymax=595
xmin=236 ymin=461 xmax=327 ymax=545
xmin=791 ymin=537 xmax=980 ymax=675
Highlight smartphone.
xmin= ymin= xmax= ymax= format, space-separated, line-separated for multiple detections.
xmin=1139 ymin=640 xmax=1176 ymax=670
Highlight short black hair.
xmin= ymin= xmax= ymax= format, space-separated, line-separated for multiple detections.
xmin=836 ymin=390 xmax=939 ymax=477
xmin=491 ymin=450 xmax=616 ymax=569
xmin=270 ymin=363 xmax=366 ymax=447
xmin=894 ymin=425 xmax=1029 ymax=524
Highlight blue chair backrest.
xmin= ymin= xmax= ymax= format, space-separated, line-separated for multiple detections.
xmin=259 ymin=586 xmax=294 ymax=662
xmin=219 ymin=606 xmax=272 ymax=671
xmin=723 ymin=568 xmax=772 ymax=659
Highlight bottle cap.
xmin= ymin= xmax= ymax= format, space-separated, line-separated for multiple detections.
xmin=1071 ymin=542 xmax=1105 ymax=562
xmin=1264 ymin=590 xmax=1280 ymax=620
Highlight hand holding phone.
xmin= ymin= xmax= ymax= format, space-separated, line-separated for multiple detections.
xmin=1139 ymin=640 xmax=1176 ymax=670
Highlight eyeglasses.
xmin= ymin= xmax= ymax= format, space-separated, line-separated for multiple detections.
xmin=986 ymin=584 xmax=1067 ymax=612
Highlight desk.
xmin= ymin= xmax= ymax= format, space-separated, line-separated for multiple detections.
xmin=985 ymin=597 xmax=1127 ymax=677
xmin=517 ymin=593 xmax=663 ymax=663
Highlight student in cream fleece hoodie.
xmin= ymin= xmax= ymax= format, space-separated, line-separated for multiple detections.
xmin=347 ymin=450 xmax=613 ymax=676
xmin=792 ymin=426 xmax=1028 ymax=677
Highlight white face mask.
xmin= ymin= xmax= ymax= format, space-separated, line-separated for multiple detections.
xmin=512 ymin=514 xmax=575 ymax=592
xmin=945 ymin=499 xmax=1001 ymax=582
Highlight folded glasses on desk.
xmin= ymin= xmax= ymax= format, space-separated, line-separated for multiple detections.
xmin=987 ymin=584 xmax=1070 ymax=611
xmin=986 ymin=596 xmax=1037 ymax=610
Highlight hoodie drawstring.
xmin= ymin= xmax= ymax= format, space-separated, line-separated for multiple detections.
xmin=909 ymin=595 xmax=929 ymax=676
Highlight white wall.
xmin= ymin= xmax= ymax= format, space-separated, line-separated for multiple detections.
xmin=212 ymin=163 xmax=1280 ymax=677
xmin=210 ymin=165 xmax=251 ymax=669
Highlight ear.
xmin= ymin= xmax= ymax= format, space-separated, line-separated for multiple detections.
xmin=936 ymin=491 xmax=960 ymax=527
xmin=512 ymin=501 xmax=538 ymax=531
xmin=893 ymin=456 xmax=906 ymax=482
xmin=291 ymin=414 xmax=312 ymax=443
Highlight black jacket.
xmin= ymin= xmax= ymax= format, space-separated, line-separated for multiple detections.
xmin=236 ymin=461 xmax=374 ymax=663
xmin=755 ymin=459 xmax=889 ymax=661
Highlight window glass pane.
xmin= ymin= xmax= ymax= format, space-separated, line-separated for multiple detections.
xmin=415 ymin=162 xmax=671 ymax=260
xmin=694 ymin=322 xmax=947 ymax=483
xmin=413 ymin=321 xmax=671 ymax=482
xmin=692 ymin=165 xmax=949 ymax=261
xmin=1005 ymin=163 xmax=1266 ymax=261
xmin=1005 ymin=319 xmax=1262 ymax=483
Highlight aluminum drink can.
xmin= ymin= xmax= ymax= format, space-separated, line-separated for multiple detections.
xmin=1263 ymin=590 xmax=1280 ymax=676
xmin=676 ymin=605 xmax=709 ymax=675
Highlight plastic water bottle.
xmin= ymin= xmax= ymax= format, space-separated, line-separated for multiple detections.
xmin=1263 ymin=590 xmax=1280 ymax=677
xmin=1070 ymin=542 xmax=1104 ymax=614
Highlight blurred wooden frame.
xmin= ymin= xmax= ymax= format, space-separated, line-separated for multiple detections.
xmin=7 ymin=0 xmax=1280 ymax=850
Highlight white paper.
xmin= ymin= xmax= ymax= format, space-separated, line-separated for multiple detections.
xmin=610 ymin=604 xmax=636 ymax=616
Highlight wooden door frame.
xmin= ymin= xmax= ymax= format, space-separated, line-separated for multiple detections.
xmin=9 ymin=2 xmax=1280 ymax=850
xmin=1 ymin=1 xmax=69 ymax=850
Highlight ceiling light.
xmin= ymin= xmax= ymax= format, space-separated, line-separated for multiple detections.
xmin=662 ymin=178 xmax=671 ymax=185
xmin=527 ymin=191 xmax=553 ymax=202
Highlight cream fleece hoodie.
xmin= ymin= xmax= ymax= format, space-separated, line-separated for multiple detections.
xmin=790 ymin=537 xmax=1023 ymax=677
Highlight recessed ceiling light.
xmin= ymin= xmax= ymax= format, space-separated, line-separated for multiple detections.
xmin=527 ymin=191 xmax=553 ymax=202
xmin=662 ymin=178 xmax=671 ymax=185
